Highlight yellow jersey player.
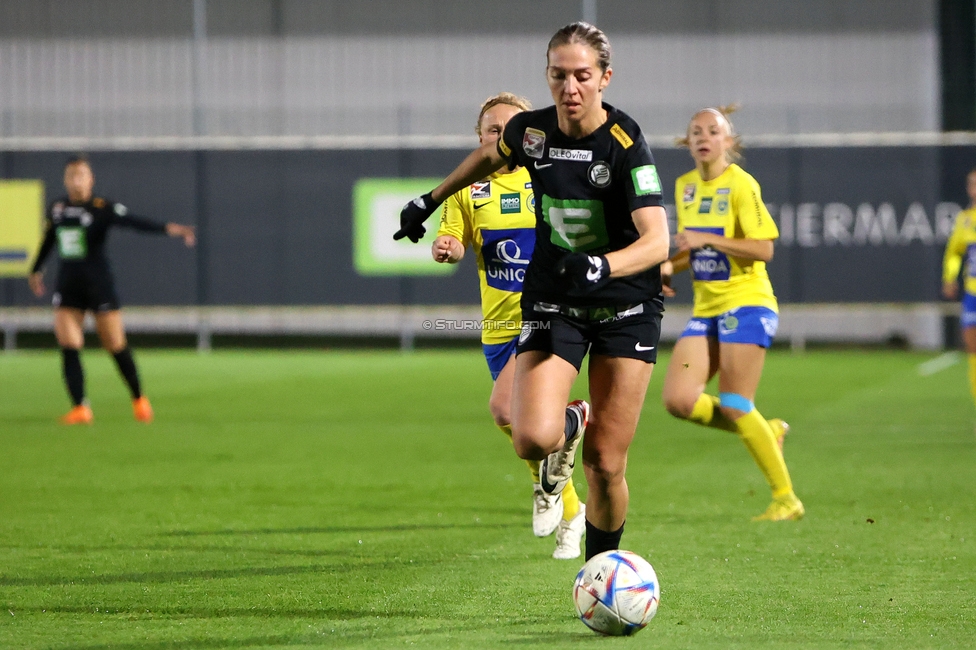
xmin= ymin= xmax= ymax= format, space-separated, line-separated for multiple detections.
xmin=431 ymin=92 xmax=586 ymax=559
xmin=941 ymin=168 xmax=976 ymax=410
xmin=661 ymin=106 xmax=803 ymax=522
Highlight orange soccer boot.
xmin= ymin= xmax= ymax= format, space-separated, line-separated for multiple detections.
xmin=133 ymin=396 xmax=154 ymax=423
xmin=769 ymin=418 xmax=790 ymax=453
xmin=60 ymin=404 xmax=94 ymax=425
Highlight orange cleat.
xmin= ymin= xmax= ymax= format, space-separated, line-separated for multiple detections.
xmin=60 ymin=404 xmax=94 ymax=425
xmin=132 ymin=396 xmax=154 ymax=423
xmin=769 ymin=418 xmax=789 ymax=453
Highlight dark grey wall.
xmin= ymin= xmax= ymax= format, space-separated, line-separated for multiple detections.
xmin=0 ymin=144 xmax=969 ymax=308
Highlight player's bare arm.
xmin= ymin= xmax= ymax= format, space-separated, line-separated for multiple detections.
xmin=604 ymin=206 xmax=670 ymax=278
xmin=430 ymin=140 xmax=507 ymax=204
xmin=673 ymin=231 xmax=774 ymax=262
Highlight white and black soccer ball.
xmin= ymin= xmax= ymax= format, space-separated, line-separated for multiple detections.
xmin=573 ymin=550 xmax=660 ymax=636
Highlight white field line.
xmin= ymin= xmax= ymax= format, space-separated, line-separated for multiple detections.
xmin=917 ymin=352 xmax=962 ymax=377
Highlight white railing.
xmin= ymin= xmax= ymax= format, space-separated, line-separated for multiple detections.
xmin=0 ymin=303 xmax=959 ymax=353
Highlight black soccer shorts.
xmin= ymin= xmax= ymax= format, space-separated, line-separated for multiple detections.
xmin=516 ymin=299 xmax=663 ymax=371
xmin=53 ymin=266 xmax=121 ymax=312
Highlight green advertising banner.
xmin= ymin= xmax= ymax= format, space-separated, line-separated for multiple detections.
xmin=0 ymin=180 xmax=45 ymax=277
xmin=353 ymin=178 xmax=458 ymax=276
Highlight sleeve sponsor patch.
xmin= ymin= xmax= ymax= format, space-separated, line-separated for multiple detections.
xmin=631 ymin=165 xmax=662 ymax=196
xmin=610 ymin=124 xmax=634 ymax=149
xmin=522 ymin=128 xmax=546 ymax=159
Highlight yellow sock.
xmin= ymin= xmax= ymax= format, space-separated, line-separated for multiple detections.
xmin=735 ymin=408 xmax=794 ymax=499
xmin=561 ymin=478 xmax=580 ymax=521
xmin=688 ymin=393 xmax=737 ymax=432
xmin=968 ymin=355 xmax=976 ymax=409
xmin=499 ymin=424 xmax=541 ymax=483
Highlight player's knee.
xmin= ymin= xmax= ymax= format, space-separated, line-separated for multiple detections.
xmin=662 ymin=391 xmax=697 ymax=420
xmin=510 ymin=434 xmax=547 ymax=460
xmin=488 ymin=396 xmax=510 ymax=428
xmin=582 ymin=449 xmax=625 ymax=487
xmin=510 ymin=420 xmax=559 ymax=460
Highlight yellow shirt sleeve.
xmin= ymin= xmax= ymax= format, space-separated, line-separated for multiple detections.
xmin=735 ymin=174 xmax=778 ymax=240
xmin=942 ymin=212 xmax=967 ymax=283
xmin=437 ymin=190 xmax=472 ymax=248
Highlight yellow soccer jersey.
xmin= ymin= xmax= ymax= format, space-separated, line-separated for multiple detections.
xmin=674 ymin=163 xmax=779 ymax=318
xmin=942 ymin=207 xmax=976 ymax=295
xmin=437 ymin=166 xmax=536 ymax=344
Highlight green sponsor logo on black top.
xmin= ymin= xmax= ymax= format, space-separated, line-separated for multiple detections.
xmin=631 ymin=164 xmax=662 ymax=196
xmin=542 ymin=195 xmax=609 ymax=252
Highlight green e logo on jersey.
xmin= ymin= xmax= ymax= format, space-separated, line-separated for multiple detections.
xmin=631 ymin=164 xmax=662 ymax=196
xmin=542 ymin=195 xmax=609 ymax=252
xmin=56 ymin=227 xmax=87 ymax=259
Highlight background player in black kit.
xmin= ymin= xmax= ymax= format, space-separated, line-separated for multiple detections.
xmin=395 ymin=22 xmax=670 ymax=560
xmin=28 ymin=156 xmax=196 ymax=424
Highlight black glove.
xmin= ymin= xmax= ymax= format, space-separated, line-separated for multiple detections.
xmin=393 ymin=192 xmax=439 ymax=243
xmin=557 ymin=252 xmax=612 ymax=293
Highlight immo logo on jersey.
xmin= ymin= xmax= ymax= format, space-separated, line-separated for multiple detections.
xmin=500 ymin=193 xmax=521 ymax=214
xmin=482 ymin=227 xmax=535 ymax=292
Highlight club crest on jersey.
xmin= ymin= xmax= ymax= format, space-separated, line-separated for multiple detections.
xmin=683 ymin=184 xmax=696 ymax=203
xmin=719 ymin=314 xmax=739 ymax=334
xmin=470 ymin=181 xmax=491 ymax=200
xmin=588 ymin=161 xmax=611 ymax=188
xmin=522 ymin=128 xmax=546 ymax=159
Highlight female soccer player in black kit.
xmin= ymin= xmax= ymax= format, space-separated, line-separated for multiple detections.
xmin=395 ymin=23 xmax=670 ymax=560
xmin=28 ymin=156 xmax=196 ymax=424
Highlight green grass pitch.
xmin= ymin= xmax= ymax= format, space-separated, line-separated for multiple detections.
xmin=0 ymin=348 xmax=973 ymax=649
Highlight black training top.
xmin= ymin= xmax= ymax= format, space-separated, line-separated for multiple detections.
xmin=497 ymin=103 xmax=665 ymax=308
xmin=31 ymin=196 xmax=167 ymax=274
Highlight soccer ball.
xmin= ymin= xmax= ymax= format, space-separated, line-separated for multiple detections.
xmin=572 ymin=550 xmax=660 ymax=636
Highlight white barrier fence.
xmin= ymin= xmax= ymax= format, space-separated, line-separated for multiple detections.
xmin=0 ymin=303 xmax=959 ymax=352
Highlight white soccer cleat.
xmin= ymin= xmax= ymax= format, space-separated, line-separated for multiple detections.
xmin=540 ymin=399 xmax=589 ymax=496
xmin=552 ymin=503 xmax=586 ymax=560
xmin=532 ymin=483 xmax=564 ymax=537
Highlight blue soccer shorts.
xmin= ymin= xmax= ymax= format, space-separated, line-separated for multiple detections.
xmin=483 ymin=336 xmax=518 ymax=381
xmin=962 ymin=292 xmax=976 ymax=329
xmin=679 ymin=306 xmax=779 ymax=348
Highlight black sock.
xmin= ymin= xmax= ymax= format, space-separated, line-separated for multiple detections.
xmin=585 ymin=520 xmax=625 ymax=561
xmin=112 ymin=347 xmax=142 ymax=399
xmin=61 ymin=348 xmax=85 ymax=406
xmin=564 ymin=406 xmax=581 ymax=442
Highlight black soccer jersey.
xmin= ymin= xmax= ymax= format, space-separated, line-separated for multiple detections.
xmin=31 ymin=196 xmax=167 ymax=274
xmin=498 ymin=103 xmax=665 ymax=307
